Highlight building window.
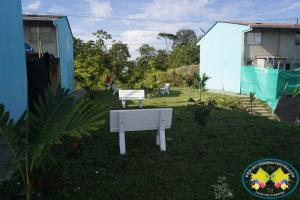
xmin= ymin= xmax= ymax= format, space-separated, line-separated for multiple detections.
xmin=286 ymin=63 xmax=290 ymax=70
xmin=247 ymin=29 xmax=262 ymax=45
xmin=246 ymin=60 xmax=253 ymax=65
xmin=29 ymin=22 xmax=53 ymax=43
xmin=296 ymin=31 xmax=300 ymax=45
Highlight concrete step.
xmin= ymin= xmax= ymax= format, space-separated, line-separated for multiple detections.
xmin=257 ymin=113 xmax=272 ymax=117
xmin=239 ymin=96 xmax=274 ymax=119
xmin=254 ymin=111 xmax=271 ymax=115
xmin=249 ymin=107 xmax=267 ymax=111
xmin=248 ymin=111 xmax=272 ymax=117
xmin=239 ymin=96 xmax=251 ymax=100
xmin=242 ymin=102 xmax=262 ymax=106
xmin=240 ymin=98 xmax=260 ymax=102
xmin=254 ymin=110 xmax=270 ymax=114
xmin=246 ymin=107 xmax=267 ymax=112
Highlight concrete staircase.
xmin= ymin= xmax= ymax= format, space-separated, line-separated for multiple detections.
xmin=239 ymin=96 xmax=274 ymax=118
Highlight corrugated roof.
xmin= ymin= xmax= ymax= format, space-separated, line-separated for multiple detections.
xmin=22 ymin=14 xmax=66 ymax=18
xmin=218 ymin=21 xmax=300 ymax=27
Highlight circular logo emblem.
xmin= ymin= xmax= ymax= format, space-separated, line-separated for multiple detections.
xmin=242 ymin=159 xmax=299 ymax=199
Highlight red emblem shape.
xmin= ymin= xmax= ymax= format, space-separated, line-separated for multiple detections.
xmin=275 ymin=181 xmax=282 ymax=188
xmin=259 ymin=181 xmax=266 ymax=188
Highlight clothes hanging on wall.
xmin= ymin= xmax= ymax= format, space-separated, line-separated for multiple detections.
xmin=26 ymin=52 xmax=51 ymax=114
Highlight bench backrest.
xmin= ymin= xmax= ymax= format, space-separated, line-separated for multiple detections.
xmin=110 ymin=108 xmax=172 ymax=132
xmin=119 ymin=90 xmax=145 ymax=98
xmin=164 ymin=83 xmax=170 ymax=89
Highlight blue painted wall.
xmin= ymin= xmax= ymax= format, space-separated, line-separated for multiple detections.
xmin=0 ymin=0 xmax=28 ymax=120
xmin=55 ymin=18 xmax=75 ymax=93
xmin=198 ymin=22 xmax=249 ymax=93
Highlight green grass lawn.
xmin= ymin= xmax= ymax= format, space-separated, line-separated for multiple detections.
xmin=1 ymin=88 xmax=300 ymax=199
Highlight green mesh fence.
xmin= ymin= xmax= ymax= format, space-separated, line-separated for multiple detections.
xmin=241 ymin=66 xmax=300 ymax=110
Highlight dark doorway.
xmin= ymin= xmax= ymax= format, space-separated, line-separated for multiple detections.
xmin=286 ymin=63 xmax=290 ymax=70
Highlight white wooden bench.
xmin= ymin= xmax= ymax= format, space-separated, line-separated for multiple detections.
xmin=110 ymin=108 xmax=173 ymax=154
xmin=160 ymin=83 xmax=170 ymax=94
xmin=119 ymin=90 xmax=146 ymax=108
xmin=113 ymin=83 xmax=122 ymax=95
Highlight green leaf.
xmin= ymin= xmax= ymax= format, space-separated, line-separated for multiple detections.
xmin=188 ymin=98 xmax=196 ymax=103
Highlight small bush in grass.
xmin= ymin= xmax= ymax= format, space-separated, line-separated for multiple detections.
xmin=188 ymin=98 xmax=211 ymax=127
xmin=212 ymin=176 xmax=234 ymax=199
xmin=219 ymin=96 xmax=227 ymax=108
xmin=186 ymin=76 xmax=194 ymax=87
xmin=206 ymin=97 xmax=218 ymax=108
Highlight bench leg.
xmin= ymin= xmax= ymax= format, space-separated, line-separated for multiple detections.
xmin=156 ymin=129 xmax=160 ymax=145
xmin=158 ymin=110 xmax=166 ymax=151
xmin=159 ymin=130 xmax=166 ymax=151
xmin=119 ymin=132 xmax=126 ymax=154
xmin=122 ymin=100 xmax=126 ymax=108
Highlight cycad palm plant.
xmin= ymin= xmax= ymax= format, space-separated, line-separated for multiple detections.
xmin=0 ymin=85 xmax=107 ymax=199
xmin=192 ymin=72 xmax=210 ymax=102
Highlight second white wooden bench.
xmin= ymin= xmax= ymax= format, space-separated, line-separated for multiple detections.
xmin=110 ymin=108 xmax=173 ymax=154
xmin=119 ymin=90 xmax=146 ymax=108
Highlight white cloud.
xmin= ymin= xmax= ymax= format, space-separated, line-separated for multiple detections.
xmin=78 ymin=0 xmax=113 ymax=26
xmin=118 ymin=30 xmax=163 ymax=59
xmin=26 ymin=0 xmax=41 ymax=10
xmin=127 ymin=0 xmax=210 ymax=21
xmin=122 ymin=30 xmax=160 ymax=47
xmin=265 ymin=2 xmax=300 ymax=15
xmin=85 ymin=0 xmax=113 ymax=17
xmin=48 ymin=5 xmax=66 ymax=14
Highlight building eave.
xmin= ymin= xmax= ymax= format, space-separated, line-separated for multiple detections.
xmin=249 ymin=24 xmax=300 ymax=29
xmin=23 ymin=16 xmax=59 ymax=21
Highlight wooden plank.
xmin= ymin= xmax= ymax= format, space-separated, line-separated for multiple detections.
xmin=119 ymin=90 xmax=145 ymax=98
xmin=110 ymin=108 xmax=172 ymax=132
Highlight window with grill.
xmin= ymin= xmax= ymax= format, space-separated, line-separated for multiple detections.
xmin=29 ymin=22 xmax=53 ymax=43
xmin=247 ymin=29 xmax=262 ymax=45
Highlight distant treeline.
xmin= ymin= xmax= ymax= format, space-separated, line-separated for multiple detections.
xmin=74 ymin=28 xmax=200 ymax=89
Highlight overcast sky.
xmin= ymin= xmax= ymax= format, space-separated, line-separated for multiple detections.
xmin=21 ymin=0 xmax=300 ymax=60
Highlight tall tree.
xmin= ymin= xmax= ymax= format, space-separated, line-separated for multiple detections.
xmin=172 ymin=29 xmax=197 ymax=49
xmin=137 ymin=43 xmax=156 ymax=59
xmin=109 ymin=41 xmax=131 ymax=76
xmin=151 ymin=49 xmax=168 ymax=71
xmin=73 ymin=37 xmax=85 ymax=58
xmin=73 ymin=31 xmax=113 ymax=88
xmin=109 ymin=40 xmax=130 ymax=62
xmin=157 ymin=33 xmax=177 ymax=53
xmin=92 ymin=29 xmax=112 ymax=50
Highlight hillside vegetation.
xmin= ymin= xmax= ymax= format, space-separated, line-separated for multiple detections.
xmin=74 ymin=28 xmax=201 ymax=90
